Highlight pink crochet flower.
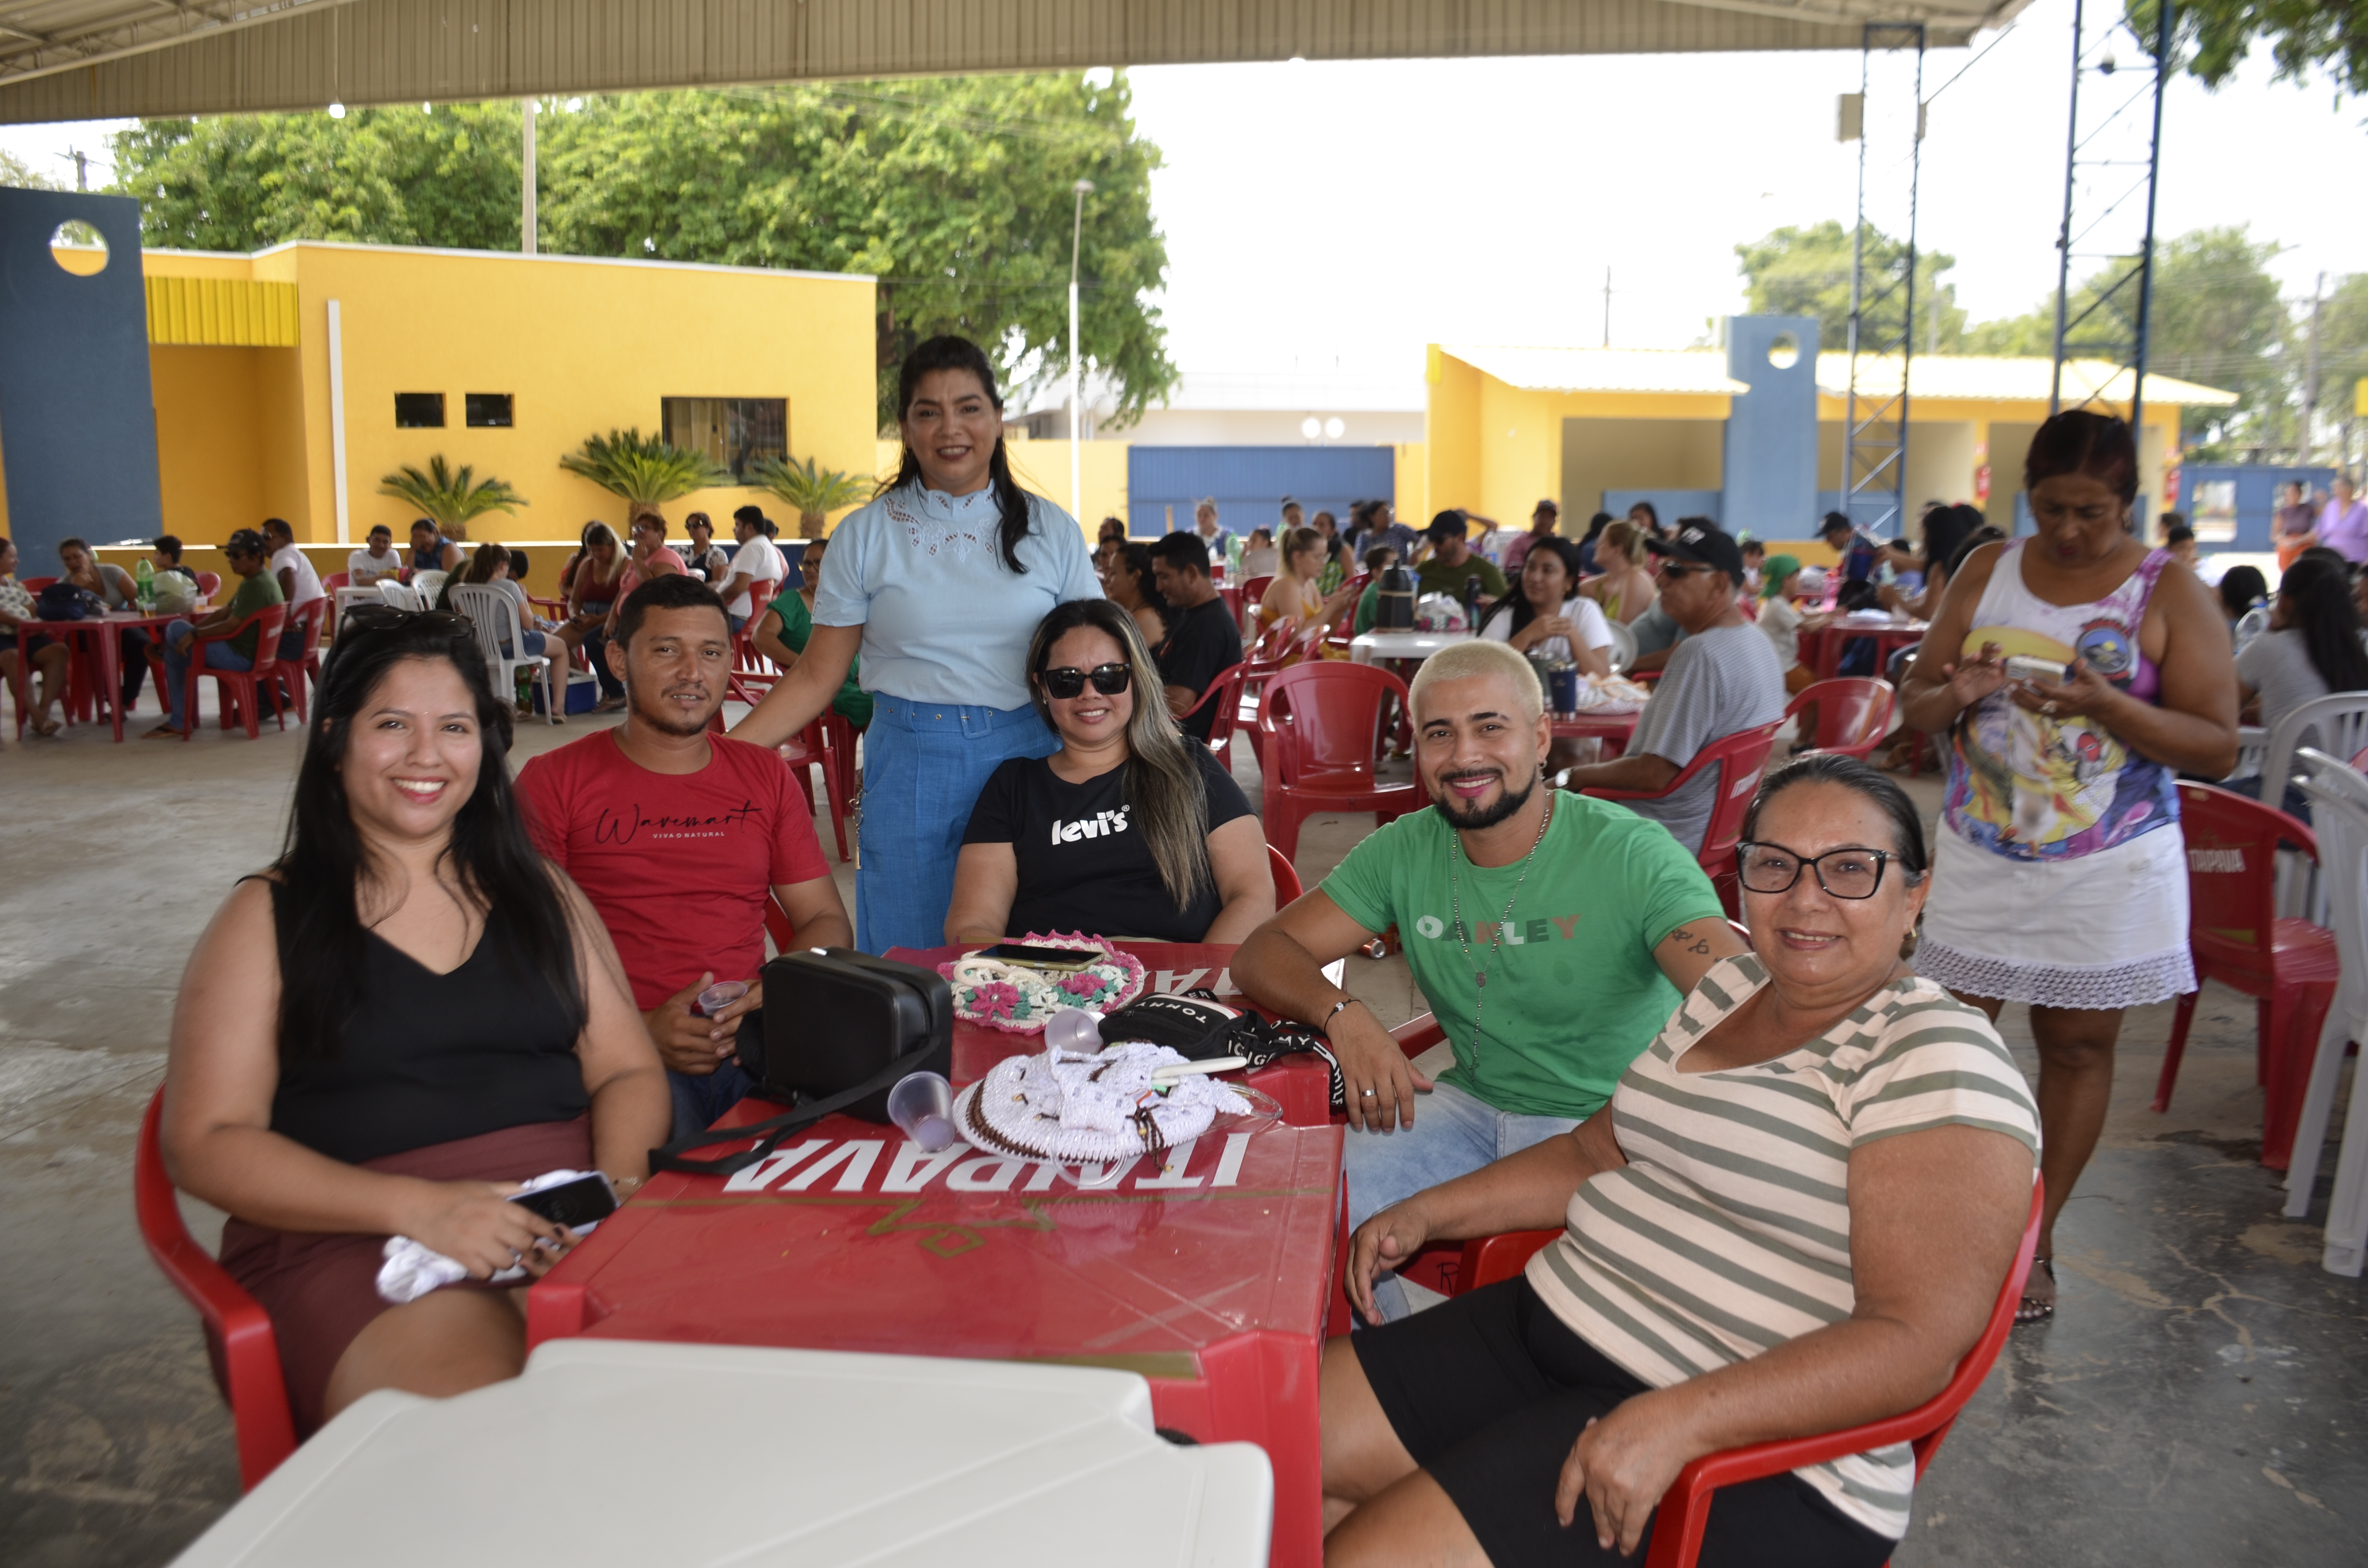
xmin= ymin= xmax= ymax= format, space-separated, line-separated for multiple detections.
xmin=974 ymin=981 xmax=1021 ymax=1020
xmin=1058 ymin=971 xmax=1106 ymax=998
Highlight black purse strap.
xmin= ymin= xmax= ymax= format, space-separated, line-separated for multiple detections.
xmin=647 ymin=1037 xmax=943 ymax=1177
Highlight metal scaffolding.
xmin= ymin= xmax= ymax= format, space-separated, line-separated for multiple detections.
xmin=1841 ymin=22 xmax=1926 ymax=541
xmin=2048 ymin=0 xmax=2173 ymax=450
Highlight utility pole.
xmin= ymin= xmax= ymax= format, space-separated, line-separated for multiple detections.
xmin=2302 ymin=271 xmax=2325 ymax=463
xmin=60 ymin=147 xmax=87 ymax=189
xmin=1602 ymin=267 xmax=1612 ymax=347
xmin=521 ymin=99 xmax=537 ymax=256
xmin=1068 ymin=178 xmax=1094 ymax=523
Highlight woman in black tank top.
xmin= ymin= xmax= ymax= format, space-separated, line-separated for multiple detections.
xmin=160 ymin=613 xmax=667 ymax=1435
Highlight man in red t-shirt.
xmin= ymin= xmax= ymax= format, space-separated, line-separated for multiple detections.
xmin=519 ymin=574 xmax=851 ymax=1137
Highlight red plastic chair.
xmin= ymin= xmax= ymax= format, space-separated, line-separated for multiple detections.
xmin=1784 ymin=677 xmax=1895 ymax=761
xmin=2153 ymin=783 xmax=2338 ymax=1169
xmin=1257 ymin=661 xmax=1429 ymax=860
xmin=323 ymin=571 xmax=349 ymax=592
xmin=783 ymin=718 xmax=851 ymax=862
xmin=732 ymin=579 xmax=779 ymax=675
xmin=1444 ymin=1185 xmax=2041 ymax=1568
xmin=1269 ymin=843 xmax=1303 ymax=904
xmin=158 ymin=603 xmax=291 ymax=739
xmin=283 ymin=597 xmax=330 ymax=724
xmin=1178 ymin=660 xmax=1248 ymax=759
xmin=1238 ymin=574 xmax=1275 ymax=632
xmin=1238 ymin=619 xmax=1306 ymax=765
xmin=1583 ymin=720 xmax=1783 ymax=918
xmin=21 ymin=574 xmax=57 ymax=592
xmin=1323 ymin=572 xmax=1373 ymax=653
xmin=134 ymin=1087 xmax=298 ymax=1491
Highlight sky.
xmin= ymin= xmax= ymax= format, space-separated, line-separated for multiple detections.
xmin=3 ymin=0 xmax=2361 ymax=383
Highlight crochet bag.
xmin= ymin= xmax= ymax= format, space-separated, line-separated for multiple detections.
xmin=650 ymin=948 xmax=952 ymax=1177
xmin=1099 ymin=991 xmax=1349 ymax=1112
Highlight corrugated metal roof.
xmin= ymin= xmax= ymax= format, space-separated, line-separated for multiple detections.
xmin=1443 ymin=344 xmax=1751 ymax=396
xmin=145 ymin=273 xmax=301 ymax=343
xmin=1813 ymin=351 xmax=2239 ymax=407
xmin=0 ymin=0 xmax=2029 ymax=122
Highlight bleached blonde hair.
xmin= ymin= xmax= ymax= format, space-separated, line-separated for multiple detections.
xmin=1407 ymin=638 xmax=1543 ymax=726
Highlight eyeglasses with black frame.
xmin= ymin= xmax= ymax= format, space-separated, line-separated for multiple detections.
xmin=1039 ymin=662 xmax=1132 ymax=700
xmin=1734 ymin=841 xmax=1895 ymax=900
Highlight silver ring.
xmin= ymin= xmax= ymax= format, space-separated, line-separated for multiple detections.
xmin=2042 ymin=700 xmax=2059 ymax=716
xmin=1360 ymin=1088 xmax=1377 ymax=1098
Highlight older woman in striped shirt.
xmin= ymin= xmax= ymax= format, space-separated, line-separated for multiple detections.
xmin=1322 ymin=754 xmax=2040 ymax=1568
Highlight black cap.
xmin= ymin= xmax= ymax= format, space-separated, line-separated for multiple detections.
xmin=225 ymin=527 xmax=269 ymax=557
xmin=1647 ymin=521 xmax=1746 ymax=585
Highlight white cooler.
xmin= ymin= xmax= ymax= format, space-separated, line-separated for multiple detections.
xmin=172 ymin=1339 xmax=1273 ymax=1567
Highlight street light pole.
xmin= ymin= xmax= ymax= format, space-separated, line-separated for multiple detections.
xmin=1069 ymin=179 xmax=1094 ymax=523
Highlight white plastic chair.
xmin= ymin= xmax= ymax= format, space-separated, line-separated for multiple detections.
xmin=2233 ymin=604 xmax=2271 ymax=654
xmin=410 ymin=569 xmax=450 ymax=605
xmin=447 ymin=584 xmax=559 ymax=726
xmin=2285 ymin=755 xmax=2368 ymax=1275
xmin=2222 ymin=724 xmax=2267 ymax=785
xmin=1605 ymin=619 xmax=1638 ymax=674
xmin=2259 ymin=692 xmax=2368 ymax=813
xmin=376 ymin=581 xmax=424 ymax=611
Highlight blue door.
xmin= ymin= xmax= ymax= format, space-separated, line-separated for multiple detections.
xmin=1127 ymin=446 xmax=1397 ymax=536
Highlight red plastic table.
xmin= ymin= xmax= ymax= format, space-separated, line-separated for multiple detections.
xmin=1798 ymin=619 xmax=1927 ymax=684
xmin=529 ymin=941 xmax=1347 ymax=1567
xmin=12 ymin=609 xmax=177 ymax=741
xmin=1551 ymin=708 xmax=1640 ymax=759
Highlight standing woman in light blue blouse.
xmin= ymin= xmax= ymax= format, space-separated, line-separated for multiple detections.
xmin=732 ymin=336 xmax=1101 ymax=951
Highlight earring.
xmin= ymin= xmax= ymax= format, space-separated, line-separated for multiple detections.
xmin=1899 ymin=917 xmax=1923 ymax=961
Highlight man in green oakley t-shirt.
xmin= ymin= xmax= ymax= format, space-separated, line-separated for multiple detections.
xmin=1233 ymin=638 xmax=1744 ymax=1321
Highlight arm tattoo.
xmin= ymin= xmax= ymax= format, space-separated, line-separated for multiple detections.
xmin=1669 ymin=925 xmax=1713 ymax=956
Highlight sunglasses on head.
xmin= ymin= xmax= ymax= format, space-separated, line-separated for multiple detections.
xmin=1040 ymin=662 xmax=1131 ymax=699
xmin=340 ymin=604 xmax=472 ymax=637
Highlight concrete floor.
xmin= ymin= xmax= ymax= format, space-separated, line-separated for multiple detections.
xmin=0 ymin=698 xmax=2360 ymax=1566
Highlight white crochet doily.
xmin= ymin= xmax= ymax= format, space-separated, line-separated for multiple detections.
xmin=956 ymin=1041 xmax=1256 ymax=1162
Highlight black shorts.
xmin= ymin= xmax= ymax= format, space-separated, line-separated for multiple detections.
xmin=1351 ymin=1277 xmax=1894 ymax=1568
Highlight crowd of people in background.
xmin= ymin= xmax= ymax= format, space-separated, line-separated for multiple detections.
xmin=36 ymin=322 xmax=2362 ymax=1563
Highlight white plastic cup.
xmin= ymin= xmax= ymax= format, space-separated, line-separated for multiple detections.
xmin=888 ymin=1071 xmax=956 ymax=1152
xmin=692 ymin=980 xmax=749 ymax=1018
xmin=1043 ymin=1007 xmax=1105 ymax=1055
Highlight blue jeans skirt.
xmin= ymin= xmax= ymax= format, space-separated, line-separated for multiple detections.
xmin=855 ymin=694 xmax=1057 ymax=953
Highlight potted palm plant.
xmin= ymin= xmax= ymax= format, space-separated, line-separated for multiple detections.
xmin=750 ymin=455 xmax=871 ymax=539
xmin=378 ymin=455 xmax=526 ymax=541
xmin=560 ymin=429 xmax=732 ymax=516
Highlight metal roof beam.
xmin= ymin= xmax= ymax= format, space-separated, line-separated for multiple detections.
xmin=0 ymin=0 xmax=2011 ymax=123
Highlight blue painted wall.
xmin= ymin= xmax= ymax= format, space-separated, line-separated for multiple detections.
xmin=1720 ymin=316 xmax=1821 ymax=543
xmin=2179 ymin=464 xmax=2336 ymax=553
xmin=0 ymin=189 xmax=162 ymax=566
xmin=1127 ymin=445 xmax=1395 ymax=536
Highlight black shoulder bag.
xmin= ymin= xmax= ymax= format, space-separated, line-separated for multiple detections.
xmin=648 ymin=948 xmax=953 ymax=1178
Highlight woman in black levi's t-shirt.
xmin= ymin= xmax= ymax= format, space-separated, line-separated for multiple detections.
xmin=948 ymin=600 xmax=1277 ymax=943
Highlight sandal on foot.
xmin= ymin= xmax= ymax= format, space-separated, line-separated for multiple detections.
xmin=2014 ymin=1257 xmax=2055 ymax=1326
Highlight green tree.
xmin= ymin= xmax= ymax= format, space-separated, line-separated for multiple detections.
xmin=536 ymin=78 xmax=1174 ymax=429
xmin=108 ymin=103 xmax=527 ymax=252
xmin=1 ymin=147 xmax=62 ymax=190
xmin=1734 ymin=220 xmax=1966 ymax=354
xmin=2311 ymin=272 xmax=2368 ymax=440
xmin=1961 ymin=227 xmax=2290 ymax=450
xmin=2131 ymin=0 xmax=2368 ymax=96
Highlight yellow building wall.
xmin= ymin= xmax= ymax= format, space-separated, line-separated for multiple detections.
xmin=1394 ymin=442 xmax=1429 ymax=529
xmin=136 ymin=245 xmax=877 ymax=549
xmin=1562 ymin=417 xmax=1727 ymax=518
xmin=1001 ymin=439 xmax=1132 ymax=539
xmin=150 ymin=344 xmax=268 ymax=541
xmin=1425 ymin=348 xmax=1484 ymax=523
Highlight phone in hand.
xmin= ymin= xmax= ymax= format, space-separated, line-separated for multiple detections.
xmin=508 ymin=1173 xmax=618 ymax=1230
xmin=2003 ymin=655 xmax=2068 ymax=686
xmin=973 ymin=942 xmax=1106 ymax=974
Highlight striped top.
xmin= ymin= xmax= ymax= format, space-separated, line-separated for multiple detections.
xmin=1524 ymin=953 xmax=2040 ymax=1539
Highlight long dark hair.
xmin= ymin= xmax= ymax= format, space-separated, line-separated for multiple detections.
xmin=2277 ymin=557 xmax=2368 ymax=694
xmin=884 ymin=334 xmax=1037 ymax=573
xmin=271 ymin=619 xmax=586 ymax=1061
xmin=1026 ymin=599 xmax=1214 ymax=910
xmin=1114 ymin=542 xmax=1167 ymax=612
xmin=1484 ymin=537 xmax=1585 ymax=638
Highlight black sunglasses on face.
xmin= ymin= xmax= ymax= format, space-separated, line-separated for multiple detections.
xmin=341 ymin=604 xmax=472 ymax=637
xmin=1735 ymin=841 xmax=1895 ymax=900
xmin=1040 ymin=662 xmax=1131 ymax=699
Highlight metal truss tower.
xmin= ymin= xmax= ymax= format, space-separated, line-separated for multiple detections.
xmin=1841 ymin=23 xmax=1926 ymax=541
xmin=2048 ymin=0 xmax=2172 ymax=455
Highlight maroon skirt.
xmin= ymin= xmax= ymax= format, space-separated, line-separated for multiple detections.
xmin=219 ymin=1117 xmax=593 ymax=1435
